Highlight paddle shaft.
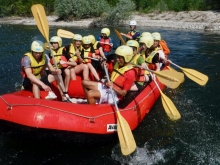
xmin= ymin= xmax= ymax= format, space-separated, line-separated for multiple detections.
xmin=170 ymin=61 xmax=205 ymax=80
xmin=150 ymin=72 xmax=181 ymax=120
xmin=130 ymin=63 xmax=180 ymax=82
xmin=103 ymin=65 xmax=119 ymax=111
xmin=114 ymin=29 xmax=126 ymax=45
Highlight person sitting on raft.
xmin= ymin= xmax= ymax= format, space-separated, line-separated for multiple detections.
xmin=62 ymin=34 xmax=90 ymax=81
xmin=21 ymin=40 xmax=66 ymax=101
xmin=152 ymin=32 xmax=170 ymax=59
xmin=139 ymin=35 xmax=161 ymax=71
xmin=97 ymin=28 xmax=114 ymax=58
xmin=126 ymin=40 xmax=152 ymax=90
xmin=82 ymin=45 xmax=137 ymax=105
xmin=80 ymin=36 xmax=100 ymax=81
xmin=48 ymin=36 xmax=71 ymax=92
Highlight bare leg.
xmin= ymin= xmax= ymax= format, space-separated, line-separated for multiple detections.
xmin=64 ymin=68 xmax=70 ymax=91
xmin=48 ymin=74 xmax=66 ymax=101
xmin=70 ymin=67 xmax=76 ymax=80
xmin=74 ymin=64 xmax=89 ymax=80
xmin=32 ymin=83 xmax=40 ymax=98
xmin=87 ymin=63 xmax=100 ymax=81
xmin=82 ymin=80 xmax=100 ymax=104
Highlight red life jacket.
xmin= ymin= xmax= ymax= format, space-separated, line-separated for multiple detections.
xmin=111 ymin=63 xmax=134 ymax=100
xmin=100 ymin=38 xmax=111 ymax=53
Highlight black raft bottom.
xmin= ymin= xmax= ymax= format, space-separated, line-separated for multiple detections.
xmin=0 ymin=119 xmax=118 ymax=146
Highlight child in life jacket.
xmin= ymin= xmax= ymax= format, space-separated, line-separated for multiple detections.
xmin=62 ymin=34 xmax=90 ymax=81
xmin=139 ymin=35 xmax=161 ymax=71
xmin=81 ymin=36 xmax=100 ymax=81
xmin=126 ymin=40 xmax=152 ymax=90
xmin=49 ymin=36 xmax=71 ymax=92
xmin=152 ymin=32 xmax=170 ymax=59
xmin=97 ymin=28 xmax=113 ymax=58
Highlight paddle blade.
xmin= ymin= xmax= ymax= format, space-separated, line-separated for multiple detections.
xmin=157 ymin=70 xmax=184 ymax=89
xmin=57 ymin=29 xmax=74 ymax=38
xmin=161 ymin=92 xmax=181 ymax=120
xmin=31 ymin=4 xmax=49 ymax=42
xmin=181 ymin=67 xmax=208 ymax=86
xmin=44 ymin=42 xmax=50 ymax=50
xmin=153 ymin=70 xmax=182 ymax=82
xmin=167 ymin=66 xmax=184 ymax=83
xmin=114 ymin=29 xmax=126 ymax=45
xmin=117 ymin=111 xmax=136 ymax=155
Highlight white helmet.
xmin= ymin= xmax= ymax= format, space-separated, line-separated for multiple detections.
xmin=73 ymin=34 xmax=82 ymax=41
xmin=152 ymin=32 xmax=161 ymax=41
xmin=129 ymin=20 xmax=137 ymax=26
xmin=31 ymin=40 xmax=44 ymax=52
xmin=50 ymin=36 xmax=62 ymax=47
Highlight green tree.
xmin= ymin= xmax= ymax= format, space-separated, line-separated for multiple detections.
xmin=54 ymin=0 xmax=110 ymax=20
xmin=103 ymin=0 xmax=136 ymax=25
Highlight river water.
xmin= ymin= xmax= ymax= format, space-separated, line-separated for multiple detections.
xmin=0 ymin=24 xmax=219 ymax=165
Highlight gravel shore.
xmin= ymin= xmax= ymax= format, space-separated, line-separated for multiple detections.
xmin=1 ymin=11 xmax=220 ymax=31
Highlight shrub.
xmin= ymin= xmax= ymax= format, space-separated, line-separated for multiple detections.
xmin=102 ymin=0 xmax=136 ymax=25
xmin=54 ymin=0 xmax=110 ymax=20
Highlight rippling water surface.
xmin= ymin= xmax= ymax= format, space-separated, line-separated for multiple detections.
xmin=0 ymin=24 xmax=220 ymax=165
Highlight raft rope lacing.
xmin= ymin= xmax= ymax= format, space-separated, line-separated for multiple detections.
xmin=0 ymin=86 xmax=157 ymax=121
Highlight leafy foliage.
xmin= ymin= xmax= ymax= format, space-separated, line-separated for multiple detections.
xmin=101 ymin=0 xmax=136 ymax=25
xmin=0 ymin=0 xmax=220 ymax=18
xmin=54 ymin=0 xmax=110 ymax=20
xmin=138 ymin=0 xmax=207 ymax=12
xmin=0 ymin=0 xmax=54 ymax=17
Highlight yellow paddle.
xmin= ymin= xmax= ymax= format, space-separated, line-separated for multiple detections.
xmin=130 ymin=63 xmax=184 ymax=89
xmin=167 ymin=66 xmax=184 ymax=83
xmin=150 ymin=72 xmax=181 ymax=120
xmin=114 ymin=29 xmax=126 ymax=45
xmin=57 ymin=29 xmax=74 ymax=38
xmin=169 ymin=61 xmax=208 ymax=86
xmin=156 ymin=70 xmax=184 ymax=89
xmin=103 ymin=65 xmax=136 ymax=156
xmin=31 ymin=4 xmax=73 ymax=102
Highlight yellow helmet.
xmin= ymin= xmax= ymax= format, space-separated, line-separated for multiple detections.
xmin=82 ymin=36 xmax=91 ymax=45
xmin=126 ymin=40 xmax=139 ymax=49
xmin=141 ymin=32 xmax=152 ymax=37
xmin=73 ymin=34 xmax=82 ymax=41
xmin=152 ymin=32 xmax=161 ymax=41
xmin=115 ymin=46 xmax=133 ymax=63
xmin=101 ymin=28 xmax=110 ymax=37
xmin=31 ymin=40 xmax=44 ymax=52
xmin=139 ymin=36 xmax=154 ymax=48
xmin=50 ymin=36 xmax=62 ymax=47
xmin=88 ymin=35 xmax=96 ymax=44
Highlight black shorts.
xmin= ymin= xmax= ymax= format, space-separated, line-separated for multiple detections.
xmin=23 ymin=76 xmax=50 ymax=90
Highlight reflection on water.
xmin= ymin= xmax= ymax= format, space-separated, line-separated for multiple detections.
xmin=0 ymin=25 xmax=220 ymax=164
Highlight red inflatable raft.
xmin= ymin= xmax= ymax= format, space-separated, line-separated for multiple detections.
xmin=0 ymin=72 xmax=165 ymax=135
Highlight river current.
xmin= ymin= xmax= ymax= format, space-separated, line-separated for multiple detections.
xmin=0 ymin=24 xmax=219 ymax=165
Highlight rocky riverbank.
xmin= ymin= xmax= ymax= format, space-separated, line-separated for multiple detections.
xmin=1 ymin=11 xmax=220 ymax=31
